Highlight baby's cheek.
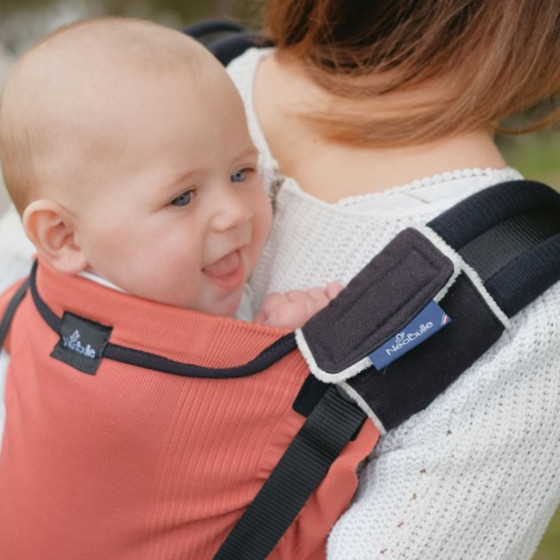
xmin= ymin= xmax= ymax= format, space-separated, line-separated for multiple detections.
xmin=255 ymin=192 xmax=273 ymax=242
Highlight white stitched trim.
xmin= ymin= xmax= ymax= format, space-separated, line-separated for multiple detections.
xmin=414 ymin=225 xmax=511 ymax=329
xmin=339 ymin=381 xmax=387 ymax=435
xmin=295 ymin=328 xmax=373 ymax=383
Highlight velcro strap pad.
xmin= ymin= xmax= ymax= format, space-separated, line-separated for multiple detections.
xmin=298 ymin=228 xmax=454 ymax=380
xmin=348 ymin=273 xmax=505 ymax=430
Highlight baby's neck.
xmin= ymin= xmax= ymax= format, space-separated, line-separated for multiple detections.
xmin=78 ymin=270 xmax=246 ymax=320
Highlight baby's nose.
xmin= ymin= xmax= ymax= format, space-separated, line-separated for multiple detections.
xmin=210 ymin=192 xmax=253 ymax=232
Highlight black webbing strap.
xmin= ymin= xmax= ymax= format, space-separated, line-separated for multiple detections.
xmin=183 ymin=20 xmax=246 ymax=40
xmin=182 ymin=20 xmax=273 ymax=67
xmin=428 ymin=180 xmax=560 ymax=317
xmin=213 ymin=386 xmax=366 ymax=560
xmin=0 ymin=279 xmax=29 ymax=349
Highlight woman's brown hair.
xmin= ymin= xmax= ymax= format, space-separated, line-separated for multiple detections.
xmin=264 ymin=0 xmax=560 ymax=146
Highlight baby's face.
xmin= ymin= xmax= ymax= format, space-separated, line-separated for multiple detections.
xmin=73 ymin=66 xmax=272 ymax=316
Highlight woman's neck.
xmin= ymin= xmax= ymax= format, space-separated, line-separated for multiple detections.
xmin=254 ymin=52 xmax=507 ymax=203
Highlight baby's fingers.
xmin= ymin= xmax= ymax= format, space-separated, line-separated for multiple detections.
xmin=261 ymin=292 xmax=290 ymax=314
xmin=325 ymin=281 xmax=344 ymax=300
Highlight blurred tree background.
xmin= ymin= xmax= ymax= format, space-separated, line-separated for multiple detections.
xmin=0 ymin=0 xmax=260 ymax=54
xmin=0 ymin=1 xmax=558 ymax=558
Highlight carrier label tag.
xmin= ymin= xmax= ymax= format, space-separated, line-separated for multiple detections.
xmin=51 ymin=312 xmax=112 ymax=375
xmin=369 ymin=301 xmax=451 ymax=370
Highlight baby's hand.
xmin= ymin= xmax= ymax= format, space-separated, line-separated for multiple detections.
xmin=254 ymin=282 xmax=343 ymax=329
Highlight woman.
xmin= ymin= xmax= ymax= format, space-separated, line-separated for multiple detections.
xmin=0 ymin=1 xmax=558 ymax=557
xmin=224 ymin=0 xmax=560 ymax=558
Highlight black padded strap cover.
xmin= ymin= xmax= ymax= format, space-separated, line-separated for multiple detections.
xmin=297 ymin=181 xmax=560 ymax=427
xmin=299 ymin=228 xmax=454 ymax=377
xmin=347 ymin=273 xmax=504 ymax=430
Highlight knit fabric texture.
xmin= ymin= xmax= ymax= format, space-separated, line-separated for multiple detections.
xmin=227 ymin=47 xmax=560 ymax=560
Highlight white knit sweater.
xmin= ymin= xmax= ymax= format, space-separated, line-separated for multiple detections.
xmin=227 ymin=48 xmax=560 ymax=560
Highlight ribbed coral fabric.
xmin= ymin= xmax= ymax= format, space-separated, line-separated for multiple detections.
xmin=0 ymin=261 xmax=378 ymax=560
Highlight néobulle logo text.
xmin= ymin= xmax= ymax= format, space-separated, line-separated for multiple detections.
xmin=62 ymin=329 xmax=97 ymax=359
xmin=385 ymin=322 xmax=435 ymax=357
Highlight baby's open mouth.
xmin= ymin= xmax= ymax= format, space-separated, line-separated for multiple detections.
xmin=203 ymin=250 xmax=245 ymax=289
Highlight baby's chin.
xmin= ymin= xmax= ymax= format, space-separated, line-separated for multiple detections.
xmin=188 ymin=288 xmax=245 ymax=319
xmin=212 ymin=292 xmax=245 ymax=319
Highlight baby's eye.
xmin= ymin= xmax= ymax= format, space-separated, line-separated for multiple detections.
xmin=230 ymin=168 xmax=249 ymax=183
xmin=171 ymin=190 xmax=194 ymax=207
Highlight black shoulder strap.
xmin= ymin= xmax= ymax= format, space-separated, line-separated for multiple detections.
xmin=182 ymin=19 xmax=273 ymax=66
xmin=213 ymin=179 xmax=560 ymax=560
xmin=0 ymin=279 xmax=29 ymax=350
xmin=300 ymin=180 xmax=560 ymax=429
xmin=428 ymin=179 xmax=560 ymax=316
xmin=213 ymin=385 xmax=365 ymax=560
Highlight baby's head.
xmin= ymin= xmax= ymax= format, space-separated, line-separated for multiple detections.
xmin=0 ymin=18 xmax=272 ymax=316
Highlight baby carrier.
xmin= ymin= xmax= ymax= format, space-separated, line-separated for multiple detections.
xmin=0 ymin=169 xmax=558 ymax=560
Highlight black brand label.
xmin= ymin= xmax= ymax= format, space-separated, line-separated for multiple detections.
xmin=51 ymin=312 xmax=112 ymax=375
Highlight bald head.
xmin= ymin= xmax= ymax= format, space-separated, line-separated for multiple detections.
xmin=0 ymin=17 xmax=223 ymax=214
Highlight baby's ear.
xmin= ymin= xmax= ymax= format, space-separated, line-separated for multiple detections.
xmin=22 ymin=199 xmax=88 ymax=274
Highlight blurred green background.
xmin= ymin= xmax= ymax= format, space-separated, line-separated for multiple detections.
xmin=0 ymin=1 xmax=558 ymax=557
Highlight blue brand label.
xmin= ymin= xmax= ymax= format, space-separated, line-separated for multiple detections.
xmin=369 ymin=301 xmax=451 ymax=370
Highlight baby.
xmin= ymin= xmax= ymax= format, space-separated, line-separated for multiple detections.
xmin=0 ymin=19 xmax=370 ymax=560
xmin=0 ymin=17 xmax=339 ymax=327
